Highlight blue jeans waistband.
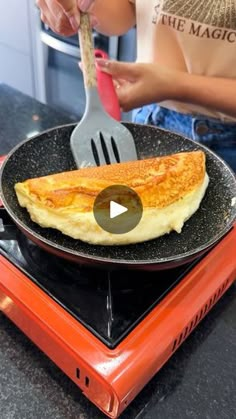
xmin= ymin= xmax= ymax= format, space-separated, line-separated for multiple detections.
xmin=132 ymin=104 xmax=236 ymax=170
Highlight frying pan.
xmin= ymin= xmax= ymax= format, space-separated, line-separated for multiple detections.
xmin=0 ymin=48 xmax=236 ymax=271
xmin=0 ymin=120 xmax=236 ymax=271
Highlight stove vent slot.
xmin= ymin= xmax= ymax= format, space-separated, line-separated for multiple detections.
xmin=85 ymin=376 xmax=90 ymax=387
xmin=75 ymin=368 xmax=91 ymax=389
xmin=76 ymin=368 xmax=80 ymax=379
xmin=172 ymin=279 xmax=230 ymax=353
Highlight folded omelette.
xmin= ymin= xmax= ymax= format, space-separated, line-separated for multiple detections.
xmin=14 ymin=151 xmax=209 ymax=245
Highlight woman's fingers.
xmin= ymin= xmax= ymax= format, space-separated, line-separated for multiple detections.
xmin=37 ymin=0 xmax=78 ymax=35
xmin=82 ymin=58 xmax=159 ymax=111
xmin=94 ymin=59 xmax=141 ymax=111
xmin=55 ymin=0 xmax=80 ymax=28
xmin=54 ymin=0 xmax=80 ymax=30
xmin=37 ymin=0 xmax=97 ymax=34
xmin=95 ymin=60 xmax=175 ymax=111
xmin=41 ymin=12 xmax=49 ymax=25
xmin=78 ymin=0 xmax=95 ymax=12
xmin=54 ymin=0 xmax=95 ymax=29
xmin=37 ymin=0 xmax=51 ymax=21
xmin=114 ymin=78 xmax=127 ymax=88
xmin=95 ymin=59 xmax=140 ymax=82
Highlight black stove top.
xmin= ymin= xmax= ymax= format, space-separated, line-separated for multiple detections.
xmin=0 ymin=208 xmax=199 ymax=348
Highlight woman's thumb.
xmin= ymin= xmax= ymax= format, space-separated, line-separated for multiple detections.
xmin=95 ymin=59 xmax=138 ymax=80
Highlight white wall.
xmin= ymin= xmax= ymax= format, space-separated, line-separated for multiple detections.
xmin=0 ymin=0 xmax=35 ymax=96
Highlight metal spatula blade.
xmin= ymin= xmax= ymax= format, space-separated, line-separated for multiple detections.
xmin=71 ymin=87 xmax=137 ymax=168
xmin=70 ymin=13 xmax=137 ymax=168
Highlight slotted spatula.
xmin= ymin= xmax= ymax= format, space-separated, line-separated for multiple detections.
xmin=70 ymin=13 xmax=137 ymax=168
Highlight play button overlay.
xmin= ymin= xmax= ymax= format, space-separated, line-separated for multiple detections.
xmin=93 ymin=185 xmax=143 ymax=234
xmin=110 ymin=201 xmax=128 ymax=218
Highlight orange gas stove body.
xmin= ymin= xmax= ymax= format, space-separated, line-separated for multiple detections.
xmin=0 ymin=227 xmax=236 ymax=418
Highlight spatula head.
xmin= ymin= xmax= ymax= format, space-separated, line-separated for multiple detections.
xmin=70 ymin=111 xmax=137 ymax=168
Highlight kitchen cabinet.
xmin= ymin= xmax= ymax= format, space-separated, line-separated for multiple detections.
xmin=0 ymin=44 xmax=33 ymax=96
xmin=0 ymin=0 xmax=35 ymax=96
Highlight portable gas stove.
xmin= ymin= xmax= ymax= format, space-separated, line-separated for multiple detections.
xmin=0 ymin=195 xmax=235 ymax=418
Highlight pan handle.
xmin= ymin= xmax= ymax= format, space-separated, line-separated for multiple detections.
xmin=95 ymin=49 xmax=121 ymax=121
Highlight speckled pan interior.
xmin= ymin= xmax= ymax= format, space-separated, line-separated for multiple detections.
xmin=1 ymin=123 xmax=236 ymax=268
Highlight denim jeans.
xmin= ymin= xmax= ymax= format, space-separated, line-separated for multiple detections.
xmin=133 ymin=104 xmax=236 ymax=172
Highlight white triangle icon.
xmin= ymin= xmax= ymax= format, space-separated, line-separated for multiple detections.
xmin=110 ymin=201 xmax=128 ymax=219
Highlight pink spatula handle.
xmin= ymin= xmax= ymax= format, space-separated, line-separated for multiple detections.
xmin=0 ymin=155 xmax=6 ymax=207
xmin=95 ymin=49 xmax=121 ymax=121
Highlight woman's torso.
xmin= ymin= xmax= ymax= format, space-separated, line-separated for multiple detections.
xmin=132 ymin=0 xmax=236 ymax=121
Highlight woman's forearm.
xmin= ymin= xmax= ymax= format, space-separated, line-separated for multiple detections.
xmin=91 ymin=0 xmax=136 ymax=35
xmin=174 ymin=72 xmax=236 ymax=118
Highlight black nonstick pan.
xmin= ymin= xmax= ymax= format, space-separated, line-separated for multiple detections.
xmin=0 ymin=122 xmax=236 ymax=271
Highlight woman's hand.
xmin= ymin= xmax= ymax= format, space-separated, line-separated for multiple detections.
xmin=95 ymin=59 xmax=178 ymax=111
xmin=36 ymin=0 xmax=96 ymax=35
xmin=96 ymin=59 xmax=236 ymax=118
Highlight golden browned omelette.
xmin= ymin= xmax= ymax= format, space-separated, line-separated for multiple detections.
xmin=14 ymin=151 xmax=209 ymax=245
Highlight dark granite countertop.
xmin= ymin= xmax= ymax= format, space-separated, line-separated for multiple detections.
xmin=0 ymin=83 xmax=77 ymax=155
xmin=0 ymin=84 xmax=235 ymax=419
